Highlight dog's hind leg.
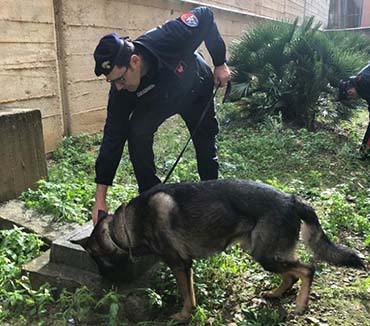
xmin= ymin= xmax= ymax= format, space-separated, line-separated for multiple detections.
xmin=167 ymin=259 xmax=195 ymax=321
xmin=254 ymin=255 xmax=314 ymax=314
xmin=288 ymin=263 xmax=315 ymax=314
xmin=262 ymin=272 xmax=298 ymax=298
xmin=251 ymin=244 xmax=314 ymax=314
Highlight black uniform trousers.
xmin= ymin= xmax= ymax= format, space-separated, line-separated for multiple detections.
xmin=361 ymin=109 xmax=370 ymax=152
xmin=128 ymin=54 xmax=219 ymax=193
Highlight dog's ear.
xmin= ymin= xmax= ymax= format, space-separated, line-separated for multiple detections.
xmin=71 ymin=237 xmax=90 ymax=250
xmin=98 ymin=210 xmax=108 ymax=222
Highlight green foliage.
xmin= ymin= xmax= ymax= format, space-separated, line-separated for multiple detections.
xmin=324 ymin=30 xmax=370 ymax=55
xmin=238 ymin=307 xmax=284 ymax=325
xmin=56 ymin=287 xmax=96 ymax=323
xmin=20 ymin=134 xmax=138 ymax=224
xmin=0 ymin=226 xmax=43 ymax=266
xmin=52 ymin=134 xmax=101 ymax=173
xmin=0 ymin=227 xmax=54 ymax=322
xmin=20 ymin=135 xmax=99 ymax=223
xmin=318 ymin=185 xmax=370 ymax=239
xmin=229 ymin=18 xmax=369 ymax=129
xmin=21 ymin=179 xmax=95 ymax=224
xmin=144 ymin=288 xmax=163 ymax=308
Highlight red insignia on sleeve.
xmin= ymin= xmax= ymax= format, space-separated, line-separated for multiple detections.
xmin=175 ymin=61 xmax=187 ymax=77
xmin=180 ymin=12 xmax=199 ymax=28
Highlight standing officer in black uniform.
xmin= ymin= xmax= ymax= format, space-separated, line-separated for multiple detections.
xmin=338 ymin=63 xmax=370 ymax=158
xmin=92 ymin=7 xmax=231 ymax=224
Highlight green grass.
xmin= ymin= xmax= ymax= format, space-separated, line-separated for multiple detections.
xmin=2 ymin=102 xmax=369 ymax=325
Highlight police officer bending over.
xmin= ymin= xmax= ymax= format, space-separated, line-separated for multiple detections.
xmin=338 ymin=63 xmax=370 ymax=158
xmin=92 ymin=7 xmax=231 ymax=224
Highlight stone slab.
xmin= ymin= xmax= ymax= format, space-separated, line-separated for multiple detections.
xmin=0 ymin=200 xmax=79 ymax=245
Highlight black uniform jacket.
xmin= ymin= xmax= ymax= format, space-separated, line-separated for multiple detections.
xmin=95 ymin=6 xmax=226 ymax=186
xmin=353 ymin=63 xmax=370 ymax=110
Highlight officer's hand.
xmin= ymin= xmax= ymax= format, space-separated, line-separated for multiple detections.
xmin=92 ymin=184 xmax=109 ymax=225
xmin=214 ymin=63 xmax=231 ymax=87
xmin=92 ymin=201 xmax=108 ymax=226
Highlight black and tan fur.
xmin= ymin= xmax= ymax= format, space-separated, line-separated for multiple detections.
xmin=74 ymin=179 xmax=366 ymax=321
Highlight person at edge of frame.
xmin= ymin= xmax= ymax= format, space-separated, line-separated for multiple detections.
xmin=91 ymin=6 xmax=231 ymax=224
xmin=338 ymin=63 xmax=370 ymax=159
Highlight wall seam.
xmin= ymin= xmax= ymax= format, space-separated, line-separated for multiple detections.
xmin=52 ymin=0 xmax=71 ymax=136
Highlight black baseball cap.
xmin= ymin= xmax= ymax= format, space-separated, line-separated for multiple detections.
xmin=93 ymin=33 xmax=132 ymax=76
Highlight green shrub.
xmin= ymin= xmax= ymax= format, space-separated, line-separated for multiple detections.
xmin=324 ymin=30 xmax=370 ymax=55
xmin=229 ymin=18 xmax=368 ymax=129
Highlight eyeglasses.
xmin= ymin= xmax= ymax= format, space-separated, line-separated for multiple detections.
xmin=106 ymin=67 xmax=128 ymax=85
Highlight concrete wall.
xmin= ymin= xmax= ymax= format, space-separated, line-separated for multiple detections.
xmin=0 ymin=0 xmax=330 ymax=152
xmin=0 ymin=0 xmax=63 ymax=152
xmin=362 ymin=0 xmax=370 ymax=27
xmin=183 ymin=0 xmax=330 ymax=25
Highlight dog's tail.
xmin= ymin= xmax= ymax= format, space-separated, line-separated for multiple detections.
xmin=293 ymin=196 xmax=366 ymax=270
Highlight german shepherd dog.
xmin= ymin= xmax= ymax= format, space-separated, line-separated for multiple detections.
xmin=74 ymin=179 xmax=366 ymax=321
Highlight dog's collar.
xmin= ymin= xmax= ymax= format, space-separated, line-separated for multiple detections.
xmin=108 ymin=219 xmax=129 ymax=253
xmin=108 ymin=219 xmax=151 ymax=260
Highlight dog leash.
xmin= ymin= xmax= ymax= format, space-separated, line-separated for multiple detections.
xmin=163 ymin=81 xmax=231 ymax=184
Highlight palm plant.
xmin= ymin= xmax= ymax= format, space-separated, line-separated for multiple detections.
xmin=229 ymin=18 xmax=368 ymax=129
xmin=325 ymin=30 xmax=370 ymax=55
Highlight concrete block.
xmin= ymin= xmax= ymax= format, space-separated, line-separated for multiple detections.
xmin=51 ymin=222 xmax=159 ymax=282
xmin=50 ymin=222 xmax=99 ymax=273
xmin=23 ymin=250 xmax=157 ymax=322
xmin=0 ymin=108 xmax=48 ymax=202
xmin=23 ymin=250 xmax=103 ymax=295
xmin=22 ymin=222 xmax=160 ymax=322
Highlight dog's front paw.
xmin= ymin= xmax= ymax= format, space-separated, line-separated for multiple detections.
xmin=250 ymin=297 xmax=269 ymax=309
xmin=170 ymin=311 xmax=191 ymax=322
xmin=294 ymin=304 xmax=307 ymax=315
xmin=261 ymin=290 xmax=279 ymax=299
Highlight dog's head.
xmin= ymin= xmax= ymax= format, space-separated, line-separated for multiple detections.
xmin=72 ymin=210 xmax=129 ymax=277
xmin=72 ymin=210 xmax=117 ymax=255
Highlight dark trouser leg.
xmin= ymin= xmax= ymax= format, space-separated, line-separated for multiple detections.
xmin=362 ymin=121 xmax=370 ymax=146
xmin=181 ymin=98 xmax=219 ymax=181
xmin=128 ymin=133 xmax=161 ymax=193
xmin=181 ymin=55 xmax=219 ymax=181
xmin=359 ymin=121 xmax=370 ymax=159
xmin=128 ymin=104 xmax=176 ymax=193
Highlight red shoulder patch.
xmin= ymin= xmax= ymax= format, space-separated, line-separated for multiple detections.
xmin=180 ymin=12 xmax=199 ymax=28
